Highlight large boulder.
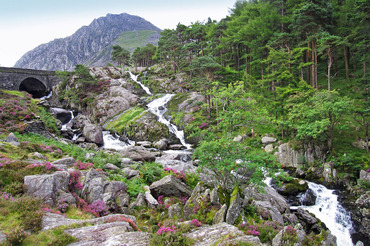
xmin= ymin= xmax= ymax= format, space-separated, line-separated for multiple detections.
xmin=24 ymin=171 xmax=70 ymax=206
xmin=253 ymin=200 xmax=284 ymax=224
xmin=24 ymin=120 xmax=54 ymax=138
xmin=150 ymin=175 xmax=192 ymax=199
xmin=243 ymin=186 xmax=290 ymax=214
xmin=262 ymin=136 xmax=277 ymax=144
xmin=184 ymin=222 xmax=261 ymax=246
xmin=119 ymin=146 xmax=155 ymax=162
xmin=5 ymin=132 xmax=20 ymax=146
xmin=94 ymin=97 xmax=131 ymax=125
xmin=50 ymin=108 xmax=73 ymax=124
xmin=51 ymin=157 xmax=76 ymax=167
xmin=81 ymin=169 xmax=107 ymax=204
xmin=294 ymin=208 xmax=322 ymax=234
xmin=83 ymin=123 xmax=104 ymax=146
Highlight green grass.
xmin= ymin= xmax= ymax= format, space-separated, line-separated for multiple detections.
xmin=114 ymin=30 xmax=160 ymax=52
xmin=105 ymin=107 xmax=146 ymax=134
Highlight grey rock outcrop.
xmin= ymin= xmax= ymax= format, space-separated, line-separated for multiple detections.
xmin=213 ymin=204 xmax=227 ymax=224
xmin=184 ymin=223 xmax=261 ymax=246
xmin=275 ymin=142 xmax=327 ymax=169
xmin=243 ymin=186 xmax=290 ymax=214
xmin=150 ymin=175 xmax=192 ymax=199
xmin=24 ymin=171 xmax=70 ymax=206
xmin=226 ymin=190 xmax=243 ymax=225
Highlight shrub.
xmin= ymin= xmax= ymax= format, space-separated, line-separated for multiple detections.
xmin=5 ymin=226 xmax=27 ymax=245
xmin=150 ymin=225 xmax=193 ymax=246
xmin=141 ymin=162 xmax=166 ymax=185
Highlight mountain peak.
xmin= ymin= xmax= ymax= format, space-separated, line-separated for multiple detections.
xmin=14 ymin=13 xmax=161 ymax=71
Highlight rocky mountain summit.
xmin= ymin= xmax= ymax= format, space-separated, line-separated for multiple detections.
xmin=14 ymin=13 xmax=161 ymax=71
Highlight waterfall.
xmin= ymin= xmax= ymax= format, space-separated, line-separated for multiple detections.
xmin=293 ymin=182 xmax=354 ymax=246
xmin=147 ymin=94 xmax=192 ymax=149
xmin=128 ymin=71 xmax=152 ymax=95
xmin=128 ymin=71 xmax=192 ymax=149
xmin=61 ymin=110 xmax=74 ymax=131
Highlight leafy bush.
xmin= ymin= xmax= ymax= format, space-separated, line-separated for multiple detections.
xmin=141 ymin=162 xmax=166 ymax=185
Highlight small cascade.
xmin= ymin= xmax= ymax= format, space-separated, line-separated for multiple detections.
xmin=61 ymin=111 xmax=74 ymax=131
xmin=147 ymin=94 xmax=192 ymax=149
xmin=102 ymin=131 xmax=134 ymax=151
xmin=293 ymin=182 xmax=354 ymax=246
xmin=128 ymin=71 xmax=152 ymax=95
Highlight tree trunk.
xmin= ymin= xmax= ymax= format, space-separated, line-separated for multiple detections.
xmin=343 ymin=46 xmax=350 ymax=80
xmin=328 ymin=47 xmax=333 ymax=91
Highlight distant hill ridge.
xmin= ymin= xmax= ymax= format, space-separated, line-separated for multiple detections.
xmin=14 ymin=13 xmax=161 ymax=71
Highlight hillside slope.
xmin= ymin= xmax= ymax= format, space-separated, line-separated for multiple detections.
xmin=14 ymin=13 xmax=161 ymax=71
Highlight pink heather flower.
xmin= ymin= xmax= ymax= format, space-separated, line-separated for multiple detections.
xmin=156 ymin=225 xmax=178 ymax=235
xmin=191 ymin=219 xmax=202 ymax=227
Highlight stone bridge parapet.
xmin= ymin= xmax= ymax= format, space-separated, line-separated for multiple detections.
xmin=0 ymin=67 xmax=62 ymax=98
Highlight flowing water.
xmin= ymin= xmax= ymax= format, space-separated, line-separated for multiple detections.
xmin=147 ymin=94 xmax=192 ymax=149
xmin=293 ymin=182 xmax=354 ymax=246
xmin=128 ymin=71 xmax=152 ymax=95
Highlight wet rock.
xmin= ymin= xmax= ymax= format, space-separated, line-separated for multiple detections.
xmin=83 ymin=123 xmax=104 ymax=146
xmin=119 ymin=146 xmax=155 ymax=162
xmin=24 ymin=171 xmax=70 ymax=206
xmin=136 ymin=141 xmax=152 ymax=148
xmin=301 ymin=189 xmax=317 ymax=206
xmin=294 ymin=207 xmax=321 ymax=234
xmin=150 ymin=175 xmax=192 ymax=199
xmin=6 ymin=132 xmax=20 ymax=146
xmin=169 ymin=144 xmax=186 ymax=150
xmin=50 ymin=108 xmax=73 ymax=124
xmin=213 ymin=204 xmax=227 ymax=224
xmin=184 ymin=222 xmax=261 ymax=245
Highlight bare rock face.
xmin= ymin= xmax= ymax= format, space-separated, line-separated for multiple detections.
xmin=149 ymin=175 xmax=192 ymax=199
xmin=275 ymin=142 xmax=327 ymax=169
xmin=184 ymin=223 xmax=261 ymax=246
xmin=24 ymin=171 xmax=70 ymax=206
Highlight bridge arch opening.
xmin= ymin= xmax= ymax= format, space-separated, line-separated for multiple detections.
xmin=19 ymin=77 xmax=48 ymax=98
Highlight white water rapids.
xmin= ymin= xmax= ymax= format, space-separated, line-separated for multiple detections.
xmin=293 ymin=182 xmax=354 ymax=246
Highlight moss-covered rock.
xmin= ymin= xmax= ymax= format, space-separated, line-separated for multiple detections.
xmin=277 ymin=178 xmax=308 ymax=196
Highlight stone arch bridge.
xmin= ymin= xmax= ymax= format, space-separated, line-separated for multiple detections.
xmin=0 ymin=67 xmax=62 ymax=98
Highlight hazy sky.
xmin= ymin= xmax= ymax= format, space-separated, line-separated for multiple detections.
xmin=0 ymin=0 xmax=236 ymax=67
